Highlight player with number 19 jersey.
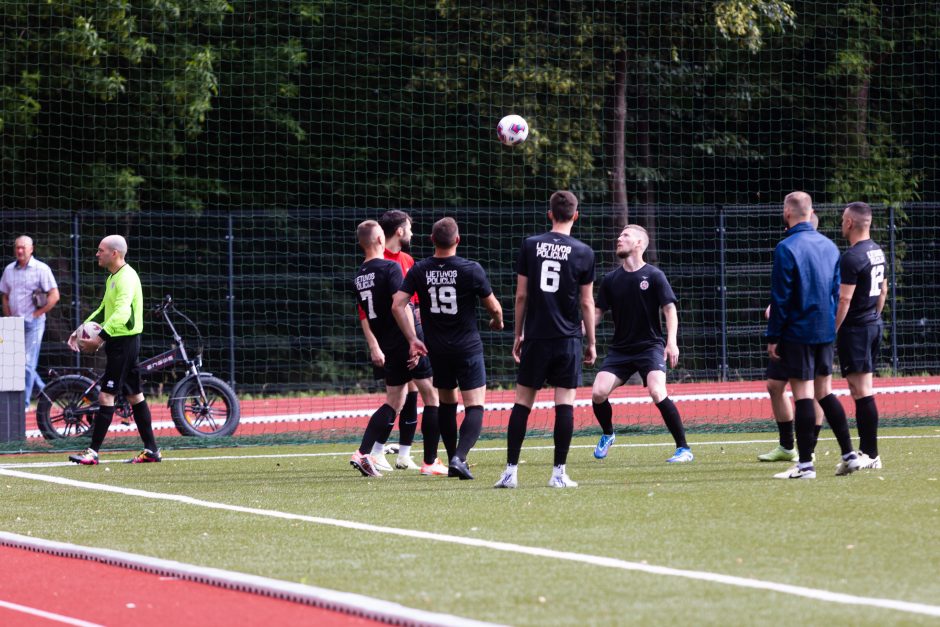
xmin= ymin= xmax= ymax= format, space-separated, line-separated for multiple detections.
xmin=516 ymin=233 xmax=595 ymax=339
xmin=400 ymin=255 xmax=493 ymax=356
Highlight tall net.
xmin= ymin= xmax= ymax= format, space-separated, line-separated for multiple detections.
xmin=1 ymin=1 xmax=939 ymax=450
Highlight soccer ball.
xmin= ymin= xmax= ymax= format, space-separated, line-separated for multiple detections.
xmin=76 ymin=321 xmax=103 ymax=354
xmin=497 ymin=114 xmax=529 ymax=146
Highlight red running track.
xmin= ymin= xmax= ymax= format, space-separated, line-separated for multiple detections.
xmin=26 ymin=376 xmax=940 ymax=439
xmin=0 ymin=545 xmax=386 ymax=627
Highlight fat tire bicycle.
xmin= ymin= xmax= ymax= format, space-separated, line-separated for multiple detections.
xmin=36 ymin=295 xmax=240 ymax=440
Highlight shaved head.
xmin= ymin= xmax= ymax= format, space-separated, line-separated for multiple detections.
xmin=356 ymin=220 xmax=384 ymax=249
xmin=784 ymin=191 xmax=813 ymax=218
xmin=101 ymin=234 xmax=128 ymax=257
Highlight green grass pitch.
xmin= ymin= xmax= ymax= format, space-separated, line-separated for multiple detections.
xmin=2 ymin=427 xmax=939 ymax=625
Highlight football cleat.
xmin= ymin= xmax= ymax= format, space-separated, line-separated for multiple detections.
xmin=774 ymin=464 xmax=816 ymax=479
xmin=448 ymin=456 xmax=474 ymax=480
xmin=350 ymin=451 xmax=382 ymax=477
xmin=666 ymin=447 xmax=694 ymax=463
xmin=420 ymin=458 xmax=449 ymax=476
xmin=757 ymin=445 xmax=798 ymax=462
xmin=68 ymin=448 xmax=99 ymax=465
xmin=548 ymin=472 xmax=578 ymax=488
xmin=395 ymin=455 xmax=421 ymax=470
xmin=857 ymin=453 xmax=883 ymax=469
xmin=126 ymin=449 xmax=162 ymax=464
xmin=493 ymin=469 xmax=518 ymax=489
xmin=834 ymin=452 xmax=863 ymax=476
xmin=593 ymin=433 xmax=616 ymax=459
xmin=382 ymin=443 xmax=399 ymax=455
xmin=370 ymin=454 xmax=394 ymax=472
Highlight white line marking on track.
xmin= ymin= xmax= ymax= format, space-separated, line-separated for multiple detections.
xmin=1 ymin=467 xmax=939 ymax=619
xmin=0 ymin=599 xmax=105 ymax=627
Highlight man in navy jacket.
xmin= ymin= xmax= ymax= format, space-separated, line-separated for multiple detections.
xmin=766 ymin=191 xmax=861 ymax=479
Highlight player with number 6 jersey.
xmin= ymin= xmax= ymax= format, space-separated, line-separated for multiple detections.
xmin=495 ymin=191 xmax=596 ymax=489
xmin=393 ymin=217 xmax=504 ymax=480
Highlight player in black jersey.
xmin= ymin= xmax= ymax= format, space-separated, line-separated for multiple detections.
xmin=835 ymin=201 xmax=887 ymax=472
xmin=494 ymin=191 xmax=596 ymax=489
xmin=350 ymin=221 xmax=439 ymax=478
xmin=392 ymin=217 xmax=504 ymax=480
xmin=591 ymin=224 xmax=693 ymax=463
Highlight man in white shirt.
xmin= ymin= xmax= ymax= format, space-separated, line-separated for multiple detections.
xmin=0 ymin=236 xmax=60 ymax=410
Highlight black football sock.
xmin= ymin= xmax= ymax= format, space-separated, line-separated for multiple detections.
xmin=777 ymin=419 xmax=795 ymax=450
xmin=819 ymin=393 xmax=854 ymax=456
xmin=794 ymin=399 xmax=817 ymax=464
xmin=553 ymin=404 xmax=575 ymax=466
xmin=855 ymin=395 xmax=879 ymax=458
xmin=592 ymin=400 xmax=614 ymax=435
xmin=456 ymin=405 xmax=484 ymax=461
xmin=398 ymin=391 xmax=418 ymax=446
xmin=656 ymin=398 xmax=688 ymax=449
xmin=359 ymin=404 xmax=396 ymax=455
xmin=89 ymin=405 xmax=116 ymax=452
xmin=506 ymin=404 xmax=531 ymax=465
xmin=814 ymin=424 xmax=822 ymax=442
xmin=419 ymin=405 xmax=440 ymax=465
xmin=438 ymin=403 xmax=459 ymax=462
xmin=131 ymin=400 xmax=158 ymax=452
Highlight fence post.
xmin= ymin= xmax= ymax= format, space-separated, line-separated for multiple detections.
xmin=717 ymin=205 xmax=728 ymax=381
xmin=71 ymin=212 xmax=81 ymax=368
xmin=226 ymin=214 xmax=237 ymax=388
xmin=889 ymin=205 xmax=898 ymax=374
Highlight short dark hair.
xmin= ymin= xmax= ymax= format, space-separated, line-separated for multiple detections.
xmin=378 ymin=210 xmax=411 ymax=238
xmin=845 ymin=201 xmax=872 ymax=219
xmin=549 ymin=191 xmax=579 ymax=222
xmin=431 ymin=217 xmax=459 ymax=248
xmin=356 ymin=220 xmax=382 ymax=247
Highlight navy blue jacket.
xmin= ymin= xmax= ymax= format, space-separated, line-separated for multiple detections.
xmin=765 ymin=221 xmax=840 ymax=345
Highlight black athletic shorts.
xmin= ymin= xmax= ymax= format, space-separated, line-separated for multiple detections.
xmin=377 ymin=343 xmax=433 ymax=386
xmin=775 ymin=341 xmax=833 ymax=381
xmin=599 ymin=346 xmax=666 ymax=387
xmin=765 ymin=356 xmax=789 ymax=382
xmin=516 ymin=337 xmax=583 ymax=390
xmin=372 ymin=323 xmax=432 ymax=386
xmin=837 ymin=322 xmax=882 ymax=377
xmin=101 ymin=334 xmax=143 ymax=396
xmin=429 ymin=351 xmax=486 ymax=391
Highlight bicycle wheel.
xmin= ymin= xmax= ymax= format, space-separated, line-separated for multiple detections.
xmin=35 ymin=376 xmax=100 ymax=440
xmin=169 ymin=375 xmax=240 ymax=437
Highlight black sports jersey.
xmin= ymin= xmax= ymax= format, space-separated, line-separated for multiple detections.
xmin=354 ymin=259 xmax=407 ymax=351
xmin=400 ymin=255 xmax=493 ymax=355
xmin=597 ymin=264 xmax=677 ymax=353
xmin=840 ymin=239 xmax=885 ymax=327
xmin=516 ymin=232 xmax=595 ymax=339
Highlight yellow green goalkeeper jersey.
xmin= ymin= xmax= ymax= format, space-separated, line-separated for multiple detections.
xmin=85 ymin=263 xmax=144 ymax=337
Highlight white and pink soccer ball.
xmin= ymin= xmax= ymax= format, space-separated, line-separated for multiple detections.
xmin=497 ymin=114 xmax=529 ymax=146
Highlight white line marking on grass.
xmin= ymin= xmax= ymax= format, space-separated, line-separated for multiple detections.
xmin=3 ymin=433 xmax=939 ymax=469
xmin=0 ymin=599 xmax=104 ymax=627
xmin=2 ymin=468 xmax=939 ymax=619
xmin=0 ymin=533 xmax=498 ymax=627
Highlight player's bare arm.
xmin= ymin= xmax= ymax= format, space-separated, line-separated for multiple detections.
xmin=580 ymin=282 xmax=596 ymax=366
xmin=482 ymin=293 xmax=504 ymax=331
xmin=392 ymin=289 xmax=427 ymax=358
xmin=512 ymin=275 xmax=528 ymax=363
xmin=877 ymin=277 xmax=888 ymax=316
xmin=359 ymin=319 xmax=385 ymax=367
xmin=663 ymin=302 xmax=679 ymax=368
xmin=835 ymin=283 xmax=856 ymax=332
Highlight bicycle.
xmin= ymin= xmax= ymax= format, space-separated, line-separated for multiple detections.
xmin=36 ymin=295 xmax=240 ymax=440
